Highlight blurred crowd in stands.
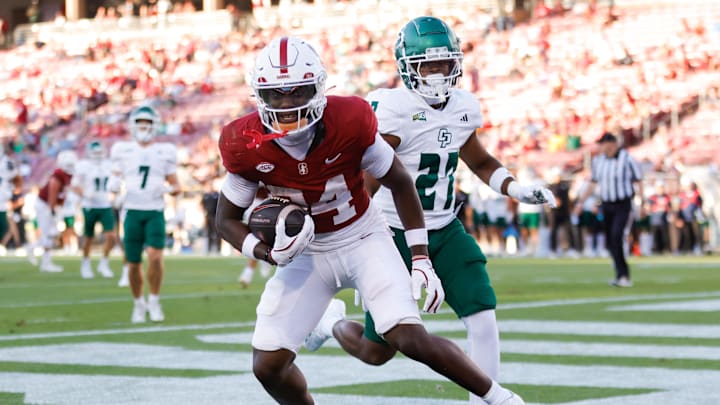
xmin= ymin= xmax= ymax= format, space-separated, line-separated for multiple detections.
xmin=0 ymin=0 xmax=719 ymax=257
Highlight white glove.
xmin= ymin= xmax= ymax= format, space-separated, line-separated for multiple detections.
xmin=507 ymin=181 xmax=557 ymax=208
xmin=269 ymin=211 xmax=315 ymax=266
xmin=411 ymin=256 xmax=445 ymax=313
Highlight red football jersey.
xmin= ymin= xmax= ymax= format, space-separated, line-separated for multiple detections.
xmin=219 ymin=95 xmax=378 ymax=233
xmin=38 ymin=169 xmax=72 ymax=204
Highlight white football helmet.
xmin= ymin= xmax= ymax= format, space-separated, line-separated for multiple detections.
xmin=251 ymin=36 xmax=328 ymax=135
xmin=57 ymin=150 xmax=78 ymax=175
xmin=86 ymin=140 xmax=105 ymax=160
xmin=128 ymin=105 xmax=161 ymax=143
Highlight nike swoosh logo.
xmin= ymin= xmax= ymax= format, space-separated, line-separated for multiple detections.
xmin=324 ymin=153 xmax=342 ymax=164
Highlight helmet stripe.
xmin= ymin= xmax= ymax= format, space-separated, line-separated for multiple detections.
xmin=279 ymin=37 xmax=289 ymax=74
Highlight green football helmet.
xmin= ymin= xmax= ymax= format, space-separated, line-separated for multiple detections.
xmin=395 ymin=16 xmax=463 ymax=102
xmin=129 ymin=105 xmax=161 ymax=143
xmin=86 ymin=140 xmax=105 ymax=160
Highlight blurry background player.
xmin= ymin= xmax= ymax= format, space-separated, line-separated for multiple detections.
xmin=32 ymin=150 xmax=77 ymax=272
xmin=515 ymin=166 xmax=549 ymax=257
xmin=60 ymin=188 xmax=80 ymax=255
xmin=573 ymin=171 xmax=606 ymax=257
xmin=0 ymin=144 xmax=18 ymax=255
xmin=72 ymin=140 xmax=116 ymax=279
xmin=110 ymin=105 xmax=180 ymax=323
xmin=307 ymin=18 xmax=554 ymax=405
xmin=485 ymin=187 xmax=513 ymax=256
xmin=200 ymin=179 xmax=221 ymax=255
xmin=0 ymin=176 xmax=26 ymax=252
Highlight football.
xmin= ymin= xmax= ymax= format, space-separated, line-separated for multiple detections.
xmin=248 ymin=197 xmax=307 ymax=246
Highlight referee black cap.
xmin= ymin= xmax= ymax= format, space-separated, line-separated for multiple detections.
xmin=597 ymin=132 xmax=617 ymax=143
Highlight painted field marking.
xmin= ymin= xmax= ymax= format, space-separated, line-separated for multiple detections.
xmin=608 ymin=298 xmax=720 ymax=312
xmin=1 ymin=343 xmax=719 ymax=404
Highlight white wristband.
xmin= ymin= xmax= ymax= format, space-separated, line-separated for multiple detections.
xmin=241 ymin=233 xmax=261 ymax=258
xmin=488 ymin=167 xmax=515 ymax=195
xmin=405 ymin=228 xmax=428 ymax=247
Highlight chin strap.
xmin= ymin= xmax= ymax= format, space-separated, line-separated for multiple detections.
xmin=242 ymin=128 xmax=287 ymax=149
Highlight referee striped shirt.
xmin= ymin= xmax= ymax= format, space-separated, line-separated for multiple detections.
xmin=591 ymin=148 xmax=643 ymax=202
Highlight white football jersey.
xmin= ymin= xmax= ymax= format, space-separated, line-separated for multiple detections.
xmin=0 ymin=156 xmax=18 ymax=207
xmin=73 ymin=159 xmax=114 ymax=209
xmin=368 ymin=87 xmax=483 ymax=230
xmin=110 ymin=141 xmax=177 ymax=211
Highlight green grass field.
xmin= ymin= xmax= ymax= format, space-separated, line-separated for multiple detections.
xmin=1 ymin=254 xmax=719 ymax=404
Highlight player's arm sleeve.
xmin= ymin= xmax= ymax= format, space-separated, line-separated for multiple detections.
xmin=220 ymin=173 xmax=258 ymax=208
xmin=361 ymin=133 xmax=395 ymax=179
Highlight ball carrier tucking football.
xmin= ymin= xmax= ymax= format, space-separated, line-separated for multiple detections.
xmin=248 ymin=197 xmax=306 ymax=246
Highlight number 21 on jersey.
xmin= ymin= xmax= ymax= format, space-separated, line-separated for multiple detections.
xmin=415 ymin=152 xmax=458 ymax=211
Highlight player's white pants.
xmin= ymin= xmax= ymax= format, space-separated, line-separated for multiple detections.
xmin=34 ymin=199 xmax=59 ymax=249
xmin=252 ymin=227 xmax=421 ymax=353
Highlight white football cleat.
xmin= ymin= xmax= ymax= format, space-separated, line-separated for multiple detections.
xmin=131 ymin=301 xmax=147 ymax=324
xmin=238 ymin=267 xmax=254 ymax=288
xmin=40 ymin=262 xmax=63 ymax=273
xmin=304 ymin=298 xmax=346 ymax=352
xmin=80 ymin=261 xmax=94 ymax=279
xmin=148 ymin=300 xmax=165 ymax=322
xmin=616 ymin=277 xmax=633 ymax=288
xmin=97 ymin=261 xmax=114 ymax=278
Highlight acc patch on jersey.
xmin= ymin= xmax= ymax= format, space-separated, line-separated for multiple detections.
xmin=256 ymin=162 xmax=275 ymax=173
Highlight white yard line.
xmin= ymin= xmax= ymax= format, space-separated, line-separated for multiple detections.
xmin=1 ymin=343 xmax=719 ymax=404
xmin=608 ymin=298 xmax=720 ymax=312
xmin=0 ymin=290 xmax=256 ymax=309
xmin=0 ymin=322 xmax=255 ymax=342
xmin=4 ymin=291 xmax=720 ymax=341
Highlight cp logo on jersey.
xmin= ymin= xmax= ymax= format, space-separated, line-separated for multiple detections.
xmin=437 ymin=128 xmax=452 ymax=148
xmin=298 ymin=162 xmax=309 ymax=175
